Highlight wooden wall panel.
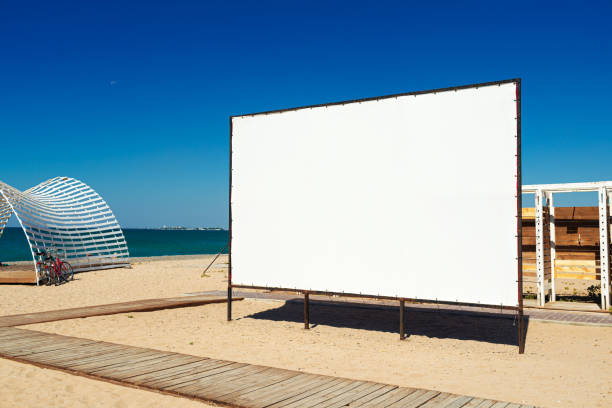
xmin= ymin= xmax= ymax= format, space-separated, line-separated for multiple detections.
xmin=522 ymin=206 xmax=607 ymax=281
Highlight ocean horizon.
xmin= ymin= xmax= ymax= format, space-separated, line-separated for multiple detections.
xmin=0 ymin=227 xmax=229 ymax=262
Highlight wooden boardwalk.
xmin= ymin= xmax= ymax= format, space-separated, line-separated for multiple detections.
xmin=0 ymin=268 xmax=37 ymax=284
xmin=0 ymin=327 xmax=533 ymax=408
xmin=0 ymin=295 xmax=242 ymax=327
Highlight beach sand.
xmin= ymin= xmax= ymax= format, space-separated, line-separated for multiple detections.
xmin=1 ymin=255 xmax=611 ymax=407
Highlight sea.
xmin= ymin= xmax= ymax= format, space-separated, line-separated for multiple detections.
xmin=0 ymin=227 xmax=229 ymax=262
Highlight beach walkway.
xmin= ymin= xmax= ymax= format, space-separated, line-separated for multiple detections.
xmin=197 ymin=290 xmax=612 ymax=327
xmin=0 ymin=327 xmax=532 ymax=408
xmin=0 ymin=295 xmax=242 ymax=327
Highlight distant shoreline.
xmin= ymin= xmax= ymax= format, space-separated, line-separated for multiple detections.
xmin=125 ymin=227 xmax=228 ymax=231
xmin=3 ymin=253 xmax=228 ymax=266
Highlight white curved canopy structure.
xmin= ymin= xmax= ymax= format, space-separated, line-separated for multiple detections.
xmin=0 ymin=177 xmax=130 ymax=284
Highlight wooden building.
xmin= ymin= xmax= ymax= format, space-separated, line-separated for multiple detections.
xmin=523 ymin=206 xmax=601 ymax=281
xmin=523 ymin=182 xmax=611 ymax=309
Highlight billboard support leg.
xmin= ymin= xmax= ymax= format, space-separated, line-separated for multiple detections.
xmin=399 ymin=300 xmax=405 ymax=340
xmin=227 ymin=285 xmax=232 ymax=321
xmin=518 ymin=307 xmax=525 ymax=354
xmin=304 ymin=292 xmax=310 ymax=329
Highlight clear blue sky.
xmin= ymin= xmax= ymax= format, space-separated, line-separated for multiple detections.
xmin=1 ymin=1 xmax=611 ymax=228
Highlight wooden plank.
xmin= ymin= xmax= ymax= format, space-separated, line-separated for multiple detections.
xmin=556 ymin=272 xmax=601 ymax=279
xmin=243 ymin=374 xmax=333 ymax=408
xmin=460 ymin=399 xmax=486 ymax=408
xmin=317 ymin=382 xmax=388 ymax=408
xmin=490 ymin=403 xmax=509 ymax=408
xmin=0 ymin=295 xmax=243 ymax=328
xmin=79 ymin=353 xmax=175 ymax=376
xmin=279 ymin=381 xmax=364 ymax=407
xmin=52 ymin=346 xmax=153 ymax=368
xmin=29 ymin=343 xmax=129 ymax=366
xmin=360 ymin=387 xmax=421 ymax=407
xmin=555 ymin=265 xmax=597 ymax=273
xmin=418 ymin=393 xmax=454 ymax=407
xmin=276 ymin=379 xmax=357 ymax=408
xmin=21 ymin=341 xmax=124 ymax=361
xmin=72 ymin=350 xmax=168 ymax=372
xmin=0 ymin=269 xmax=37 ymax=283
xmin=209 ymin=370 xmax=306 ymax=406
xmin=63 ymin=348 xmax=158 ymax=369
xmin=265 ymin=377 xmax=349 ymax=408
xmin=189 ymin=365 xmax=279 ymax=399
xmin=92 ymin=353 xmax=183 ymax=378
xmin=473 ymin=401 xmax=496 ymax=408
xmin=0 ymin=329 xmax=64 ymax=343
xmin=443 ymin=396 xmax=474 ymax=408
xmin=160 ymin=362 xmax=248 ymax=390
xmin=3 ymin=338 xmax=97 ymax=358
xmin=335 ymin=384 xmax=398 ymax=407
xmin=127 ymin=359 xmax=215 ymax=385
xmin=244 ymin=378 xmax=361 ymax=408
xmin=387 ymin=389 xmax=440 ymax=408
xmin=172 ymin=364 xmax=274 ymax=396
xmin=256 ymin=377 xmax=347 ymax=408
xmin=180 ymin=366 xmax=286 ymax=403
xmin=115 ymin=355 xmax=205 ymax=381
xmin=0 ymin=328 xmax=47 ymax=339
xmin=556 ymin=259 xmax=598 ymax=266
xmin=0 ymin=335 xmax=63 ymax=351
xmin=143 ymin=359 xmax=235 ymax=387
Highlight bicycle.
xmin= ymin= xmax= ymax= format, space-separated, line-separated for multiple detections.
xmin=35 ymin=249 xmax=73 ymax=285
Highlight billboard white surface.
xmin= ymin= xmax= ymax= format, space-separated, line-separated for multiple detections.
xmin=231 ymin=80 xmax=520 ymax=306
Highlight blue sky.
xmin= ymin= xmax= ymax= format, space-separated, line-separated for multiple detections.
xmin=1 ymin=1 xmax=611 ymax=227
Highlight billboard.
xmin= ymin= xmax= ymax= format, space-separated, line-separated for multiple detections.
xmin=230 ymin=80 xmax=520 ymax=307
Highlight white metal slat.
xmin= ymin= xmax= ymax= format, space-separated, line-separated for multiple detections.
xmin=0 ymin=177 xmax=130 ymax=282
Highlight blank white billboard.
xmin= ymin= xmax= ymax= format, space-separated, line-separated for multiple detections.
xmin=231 ymin=80 xmax=520 ymax=306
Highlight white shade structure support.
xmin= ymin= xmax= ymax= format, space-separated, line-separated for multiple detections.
xmin=534 ymin=189 xmax=547 ymax=306
xmin=0 ymin=177 xmax=130 ymax=285
xmin=523 ymin=181 xmax=612 ymax=309
xmin=546 ymin=191 xmax=556 ymax=302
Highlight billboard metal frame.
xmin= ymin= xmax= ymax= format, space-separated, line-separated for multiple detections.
xmin=228 ymin=78 xmax=524 ymax=353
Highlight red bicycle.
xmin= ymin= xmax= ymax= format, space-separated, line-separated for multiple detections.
xmin=35 ymin=249 xmax=73 ymax=285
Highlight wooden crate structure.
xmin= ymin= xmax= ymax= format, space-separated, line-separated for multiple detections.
xmin=523 ymin=207 xmax=601 ymax=281
xmin=522 ymin=182 xmax=612 ymax=309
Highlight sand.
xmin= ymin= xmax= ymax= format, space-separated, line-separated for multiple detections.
xmin=0 ymin=255 xmax=228 ymax=315
xmin=1 ymin=255 xmax=612 ymax=407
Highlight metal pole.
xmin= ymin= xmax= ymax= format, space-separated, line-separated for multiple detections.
xmin=304 ymin=292 xmax=310 ymax=329
xmin=518 ymin=308 xmax=525 ymax=354
xmin=228 ymin=116 xmax=233 ymax=322
xmin=516 ymin=79 xmax=524 ymax=355
xmin=227 ymin=285 xmax=232 ymax=321
xmin=399 ymin=300 xmax=405 ymax=340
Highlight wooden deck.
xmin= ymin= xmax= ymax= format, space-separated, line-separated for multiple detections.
xmin=0 ymin=295 xmax=242 ymax=327
xmin=0 ymin=327 xmax=534 ymax=408
xmin=0 ymin=268 xmax=36 ymax=284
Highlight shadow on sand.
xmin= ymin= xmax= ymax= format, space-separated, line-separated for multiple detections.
xmin=244 ymin=299 xmax=529 ymax=347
